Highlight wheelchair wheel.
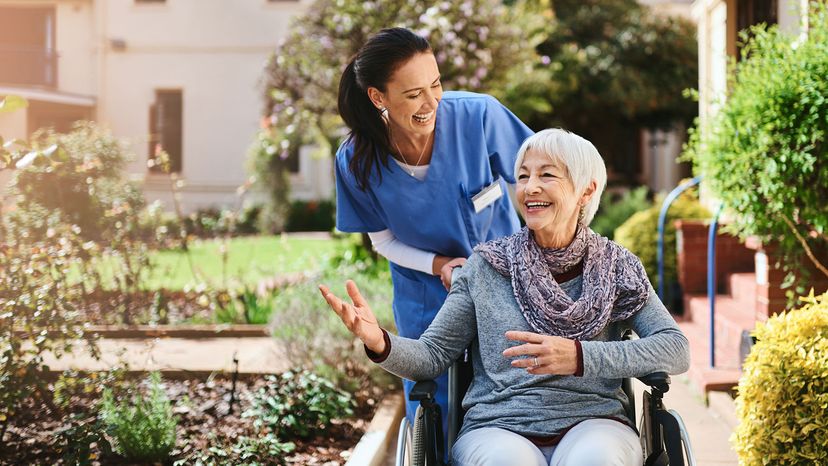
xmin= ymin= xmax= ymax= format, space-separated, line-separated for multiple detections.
xmin=396 ymin=417 xmax=413 ymax=466
xmin=411 ymin=405 xmax=427 ymax=466
xmin=668 ymin=409 xmax=697 ymax=466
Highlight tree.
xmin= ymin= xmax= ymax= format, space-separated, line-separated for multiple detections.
xmin=501 ymin=0 xmax=698 ymax=182
xmin=252 ymin=0 xmax=539 ymax=231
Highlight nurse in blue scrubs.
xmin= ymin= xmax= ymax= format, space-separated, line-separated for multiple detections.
xmin=335 ymin=28 xmax=533 ymax=434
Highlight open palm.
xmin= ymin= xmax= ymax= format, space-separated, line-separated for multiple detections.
xmin=319 ymin=280 xmax=385 ymax=353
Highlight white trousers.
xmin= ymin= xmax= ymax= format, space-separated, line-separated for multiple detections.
xmin=451 ymin=419 xmax=643 ymax=466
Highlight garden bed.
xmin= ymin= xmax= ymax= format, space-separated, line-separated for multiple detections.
xmin=1 ymin=373 xmax=393 ymax=465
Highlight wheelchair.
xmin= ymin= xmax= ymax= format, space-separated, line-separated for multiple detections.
xmin=395 ymin=333 xmax=696 ymax=466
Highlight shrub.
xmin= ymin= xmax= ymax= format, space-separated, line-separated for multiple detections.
xmin=614 ymin=190 xmax=709 ymax=307
xmin=732 ymin=290 xmax=828 ymax=465
xmin=5 ymin=122 xmax=159 ymax=324
xmin=285 ymin=199 xmax=335 ymax=232
xmin=100 ymin=372 xmax=178 ymax=462
xmin=0 ymin=217 xmax=99 ymax=443
xmin=173 ymin=432 xmax=295 ymax=466
xmin=591 ymin=186 xmax=652 ymax=239
xmin=212 ymin=286 xmax=276 ymax=325
xmin=244 ymin=370 xmax=354 ymax=439
xmin=10 ymin=122 xmax=146 ymax=244
xmin=683 ymin=4 xmax=828 ymax=293
xmin=269 ymin=254 xmax=394 ymax=377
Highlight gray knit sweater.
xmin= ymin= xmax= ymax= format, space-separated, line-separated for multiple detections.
xmin=377 ymin=253 xmax=690 ymax=439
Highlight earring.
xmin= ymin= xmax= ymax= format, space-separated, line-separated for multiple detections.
xmin=577 ymin=205 xmax=585 ymax=225
xmin=379 ymin=107 xmax=388 ymax=119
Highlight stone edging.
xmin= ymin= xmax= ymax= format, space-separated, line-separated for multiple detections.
xmin=62 ymin=324 xmax=268 ymax=339
xmin=346 ymin=393 xmax=405 ymax=466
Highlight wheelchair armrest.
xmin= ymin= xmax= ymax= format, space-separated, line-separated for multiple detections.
xmin=410 ymin=380 xmax=437 ymax=402
xmin=637 ymin=372 xmax=670 ymax=393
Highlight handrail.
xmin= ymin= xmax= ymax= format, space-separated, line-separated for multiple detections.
xmin=656 ymin=177 xmax=702 ymax=301
xmin=707 ymin=202 xmax=724 ymax=368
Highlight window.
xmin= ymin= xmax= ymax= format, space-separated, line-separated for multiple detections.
xmin=149 ymin=90 xmax=183 ymax=173
xmin=0 ymin=6 xmax=57 ymax=87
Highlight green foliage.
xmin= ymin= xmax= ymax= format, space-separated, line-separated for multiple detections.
xmin=174 ymin=432 xmax=295 ymax=466
xmin=591 ymin=186 xmax=652 ymax=239
xmin=249 ymin=129 xmax=292 ymax=233
xmin=269 ymin=252 xmax=394 ymax=376
xmin=683 ymin=4 xmax=828 ymax=293
xmin=212 ymin=286 xmax=277 ymax=325
xmin=614 ymin=190 xmax=709 ymax=305
xmin=503 ymin=0 xmax=697 ymax=128
xmin=56 ymin=414 xmax=113 ymax=466
xmin=253 ymin=0 xmax=539 ymax=223
xmin=4 ymin=122 xmax=157 ymax=324
xmin=244 ymin=370 xmax=354 ymax=440
xmin=285 ymin=199 xmax=335 ymax=232
xmin=733 ymin=290 xmax=828 ymax=465
xmin=501 ymin=0 xmax=697 ymax=179
xmin=11 ymin=122 xmax=146 ymax=243
xmin=100 ymin=372 xmax=178 ymax=462
xmin=0 ymin=217 xmax=100 ymax=442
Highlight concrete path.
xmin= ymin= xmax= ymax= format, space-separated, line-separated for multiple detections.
xmin=42 ymin=337 xmax=290 ymax=375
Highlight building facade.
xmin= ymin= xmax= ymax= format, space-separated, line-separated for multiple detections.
xmin=0 ymin=0 xmax=332 ymax=213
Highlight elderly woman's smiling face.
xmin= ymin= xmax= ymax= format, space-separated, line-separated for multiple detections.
xmin=516 ymin=149 xmax=593 ymax=248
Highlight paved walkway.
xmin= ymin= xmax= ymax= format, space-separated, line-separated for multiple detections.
xmin=42 ymin=337 xmax=290 ymax=375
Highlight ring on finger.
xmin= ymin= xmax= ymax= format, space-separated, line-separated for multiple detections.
xmin=533 ymin=357 xmax=539 ymax=367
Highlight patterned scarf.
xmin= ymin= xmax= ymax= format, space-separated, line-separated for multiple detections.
xmin=474 ymin=226 xmax=650 ymax=340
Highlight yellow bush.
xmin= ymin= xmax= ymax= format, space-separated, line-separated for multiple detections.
xmin=732 ymin=290 xmax=828 ymax=465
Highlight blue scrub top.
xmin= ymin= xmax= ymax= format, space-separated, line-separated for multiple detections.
xmin=335 ymin=91 xmax=533 ymax=339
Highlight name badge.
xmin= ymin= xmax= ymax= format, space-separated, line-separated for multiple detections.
xmin=471 ymin=179 xmax=504 ymax=213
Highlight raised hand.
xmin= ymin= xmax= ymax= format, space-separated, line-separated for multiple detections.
xmin=502 ymin=330 xmax=578 ymax=376
xmin=318 ymin=280 xmax=386 ymax=353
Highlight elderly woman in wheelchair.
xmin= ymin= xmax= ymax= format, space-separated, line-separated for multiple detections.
xmin=320 ymin=128 xmax=691 ymax=466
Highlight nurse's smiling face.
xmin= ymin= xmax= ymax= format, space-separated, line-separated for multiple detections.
xmin=369 ymin=52 xmax=442 ymax=137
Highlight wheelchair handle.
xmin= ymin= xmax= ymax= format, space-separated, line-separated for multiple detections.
xmin=638 ymin=372 xmax=670 ymax=393
xmin=410 ymin=380 xmax=438 ymax=402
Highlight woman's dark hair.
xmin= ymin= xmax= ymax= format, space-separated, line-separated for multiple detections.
xmin=338 ymin=27 xmax=431 ymax=190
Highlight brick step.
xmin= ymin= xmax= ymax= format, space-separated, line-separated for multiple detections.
xmin=727 ymin=272 xmax=757 ymax=308
xmin=678 ymin=319 xmax=742 ymax=393
xmin=684 ymin=294 xmax=755 ymax=369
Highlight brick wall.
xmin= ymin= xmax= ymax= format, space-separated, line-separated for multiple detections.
xmin=675 ymin=220 xmax=755 ymax=295
xmin=748 ymin=237 xmax=828 ymax=321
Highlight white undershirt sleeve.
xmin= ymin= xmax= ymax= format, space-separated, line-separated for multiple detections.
xmin=368 ymin=229 xmax=436 ymax=275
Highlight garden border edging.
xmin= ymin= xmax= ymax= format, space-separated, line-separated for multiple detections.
xmin=345 ymin=393 xmax=404 ymax=466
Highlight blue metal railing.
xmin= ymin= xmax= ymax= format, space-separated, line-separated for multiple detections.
xmin=656 ymin=177 xmax=702 ymax=301
xmin=656 ymin=177 xmax=729 ymax=368
xmin=707 ymin=202 xmax=725 ymax=368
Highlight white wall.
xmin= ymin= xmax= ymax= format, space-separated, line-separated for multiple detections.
xmin=98 ymin=0 xmax=309 ymax=212
xmin=55 ymin=1 xmax=96 ymax=96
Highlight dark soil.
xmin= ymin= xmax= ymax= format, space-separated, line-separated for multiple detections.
xmin=0 ymin=375 xmax=393 ymax=465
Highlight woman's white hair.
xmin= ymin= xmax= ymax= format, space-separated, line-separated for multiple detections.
xmin=513 ymin=128 xmax=607 ymax=226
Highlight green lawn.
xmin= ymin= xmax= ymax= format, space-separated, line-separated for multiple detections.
xmin=89 ymin=235 xmax=341 ymax=291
